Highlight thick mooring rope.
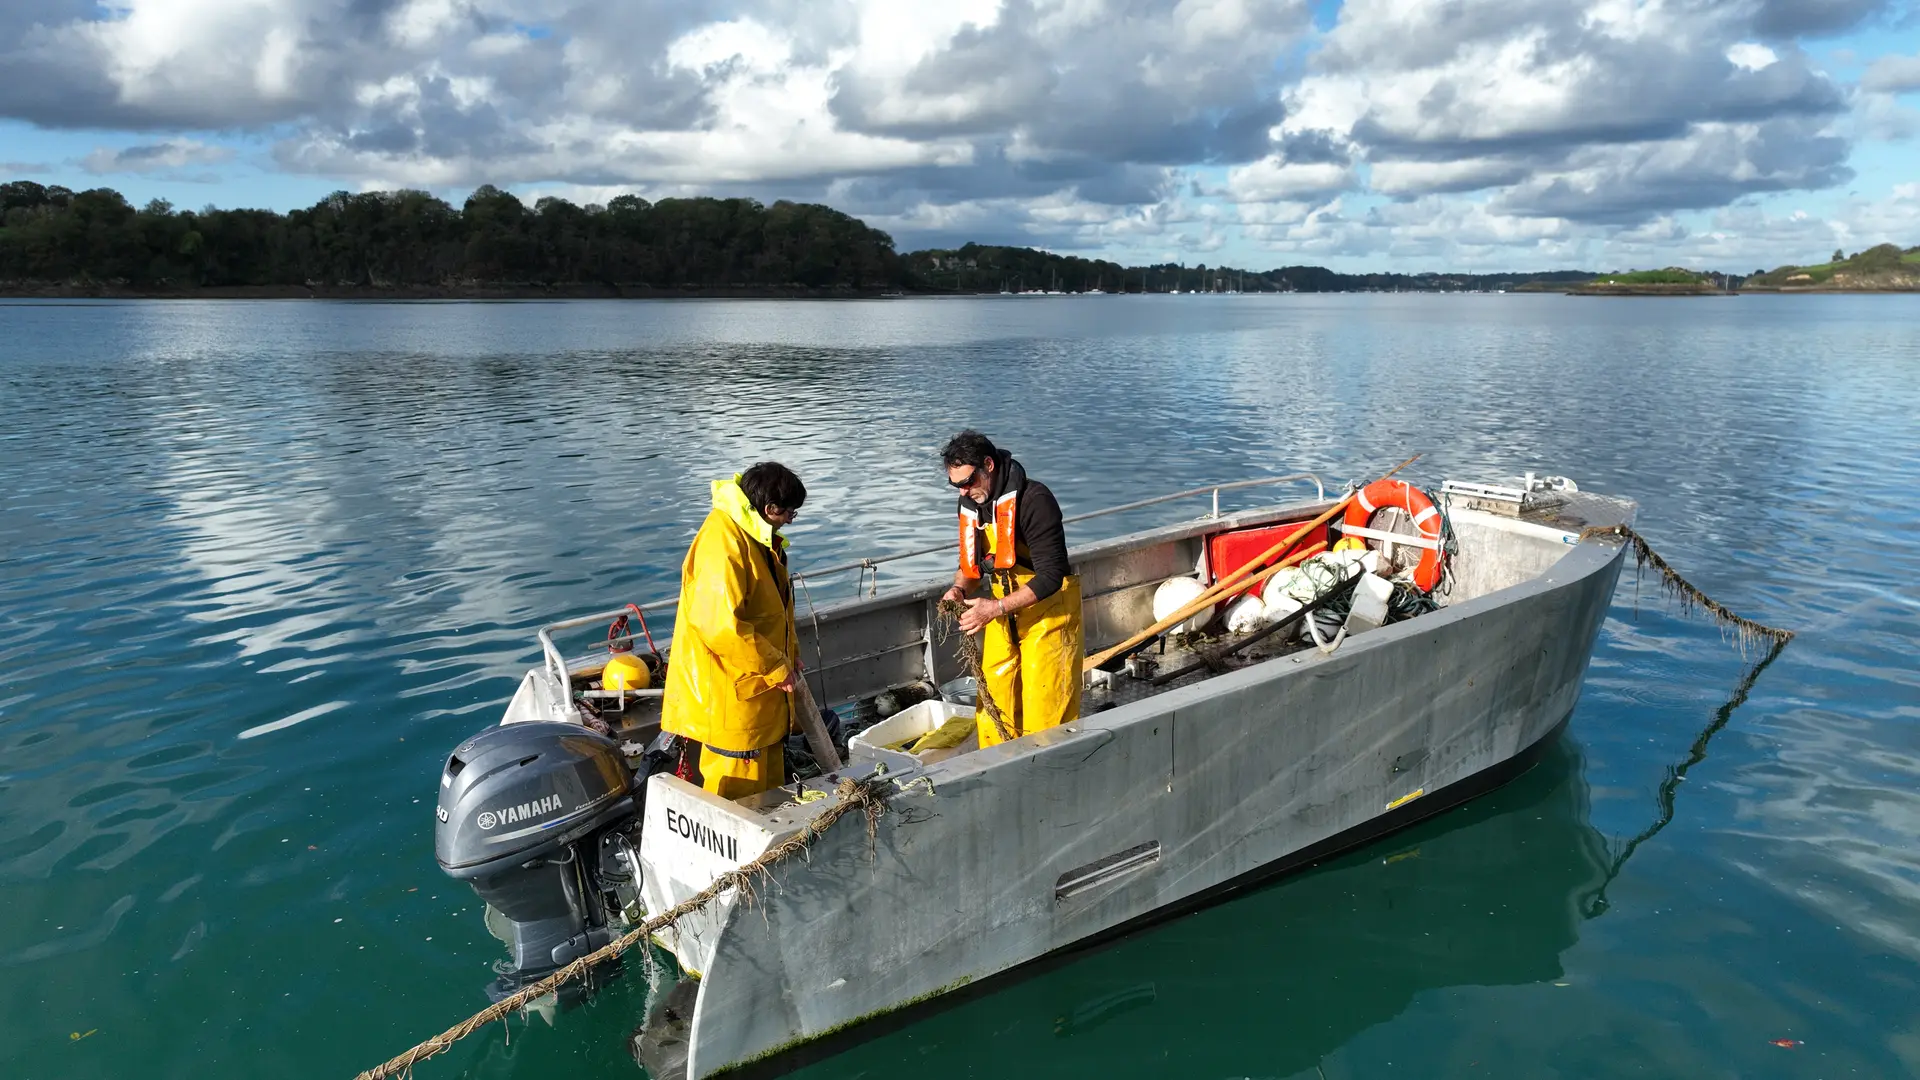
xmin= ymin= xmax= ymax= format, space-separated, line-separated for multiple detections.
xmin=937 ymin=597 xmax=1014 ymax=741
xmin=353 ymin=776 xmax=892 ymax=1080
xmin=1579 ymin=524 xmax=1795 ymax=648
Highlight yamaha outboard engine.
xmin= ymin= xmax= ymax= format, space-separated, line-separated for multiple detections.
xmin=435 ymin=722 xmax=646 ymax=1000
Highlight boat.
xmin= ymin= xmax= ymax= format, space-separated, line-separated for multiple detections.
xmin=647 ymin=734 xmax=1610 ymax=1080
xmin=432 ymin=470 xmax=1634 ymax=1077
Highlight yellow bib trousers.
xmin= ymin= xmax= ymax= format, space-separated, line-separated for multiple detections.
xmin=977 ymin=567 xmax=1083 ymax=749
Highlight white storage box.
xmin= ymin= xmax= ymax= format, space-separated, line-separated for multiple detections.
xmin=1344 ymin=572 xmax=1394 ymax=634
xmin=848 ymin=699 xmax=979 ymax=770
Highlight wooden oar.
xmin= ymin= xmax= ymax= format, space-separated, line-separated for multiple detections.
xmin=1085 ymin=540 xmax=1326 ymax=674
xmin=1082 ymin=454 xmax=1419 ymax=673
xmin=790 ymin=670 xmax=844 ymax=773
xmin=1149 ymin=563 xmax=1362 ymax=686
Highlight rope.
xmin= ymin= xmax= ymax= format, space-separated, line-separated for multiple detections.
xmin=352 ymin=775 xmax=894 ymax=1080
xmin=796 ymin=574 xmax=830 ymax=709
xmin=622 ymin=603 xmax=660 ymax=656
xmin=1578 ymin=525 xmax=1795 ymax=648
xmin=936 ymin=597 xmax=1014 ymax=742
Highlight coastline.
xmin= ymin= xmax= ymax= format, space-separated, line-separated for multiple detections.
xmin=1570 ymin=282 xmax=1919 ymax=296
xmin=1565 ymin=284 xmax=1731 ymax=296
xmin=5 ymin=281 xmax=1915 ymax=300
xmin=1736 ymin=284 xmax=1920 ymax=294
xmin=0 ymin=282 xmax=930 ymax=301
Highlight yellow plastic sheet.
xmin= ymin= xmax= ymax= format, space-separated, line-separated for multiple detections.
xmin=906 ymin=712 xmax=976 ymax=754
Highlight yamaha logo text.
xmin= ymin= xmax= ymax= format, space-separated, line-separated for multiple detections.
xmin=476 ymin=793 xmax=566 ymax=831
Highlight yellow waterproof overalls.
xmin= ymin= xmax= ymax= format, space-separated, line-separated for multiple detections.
xmin=976 ymin=532 xmax=1083 ymax=749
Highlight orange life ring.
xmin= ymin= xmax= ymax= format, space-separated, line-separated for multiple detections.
xmin=1340 ymin=480 xmax=1445 ymax=592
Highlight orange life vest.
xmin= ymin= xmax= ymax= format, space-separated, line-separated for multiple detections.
xmin=959 ymin=490 xmax=1019 ymax=579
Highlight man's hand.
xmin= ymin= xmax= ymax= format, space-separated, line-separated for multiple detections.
xmin=957 ymin=597 xmax=1002 ymax=634
xmin=941 ymin=584 xmax=968 ymax=605
xmin=775 ymin=674 xmax=796 ymax=692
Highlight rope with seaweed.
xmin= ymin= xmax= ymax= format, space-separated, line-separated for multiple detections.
xmin=351 ymin=775 xmax=894 ymax=1080
xmin=937 ymin=596 xmax=1014 ymax=741
xmin=1578 ymin=524 xmax=1795 ymax=646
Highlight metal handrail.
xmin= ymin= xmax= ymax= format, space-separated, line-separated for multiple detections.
xmin=1064 ymin=474 xmax=1325 ymax=525
xmin=534 ymin=472 xmax=1324 ymax=688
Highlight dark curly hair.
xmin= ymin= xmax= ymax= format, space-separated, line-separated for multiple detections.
xmin=740 ymin=461 xmax=805 ymax=512
xmin=940 ymin=429 xmax=997 ymax=471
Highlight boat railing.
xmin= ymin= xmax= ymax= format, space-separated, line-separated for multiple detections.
xmin=534 ymin=473 xmax=1326 ymax=690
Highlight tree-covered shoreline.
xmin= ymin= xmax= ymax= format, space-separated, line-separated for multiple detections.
xmin=0 ymin=181 xmax=908 ymax=294
xmin=5 ymin=180 xmax=1909 ymax=297
xmin=0 ymin=180 xmax=1600 ymax=298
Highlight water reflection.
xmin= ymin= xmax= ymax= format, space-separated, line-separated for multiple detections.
xmin=1581 ymin=637 xmax=1789 ymax=918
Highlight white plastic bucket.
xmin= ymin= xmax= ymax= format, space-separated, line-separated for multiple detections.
xmin=848 ymin=699 xmax=979 ymax=769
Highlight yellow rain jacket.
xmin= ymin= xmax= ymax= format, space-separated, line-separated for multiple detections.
xmin=661 ymin=477 xmax=798 ymax=757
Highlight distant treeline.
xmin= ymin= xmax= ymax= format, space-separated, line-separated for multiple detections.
xmin=912 ymin=243 xmax=1598 ymax=293
xmin=0 ymin=181 xmax=908 ymax=291
xmin=14 ymin=179 xmax=1883 ymax=297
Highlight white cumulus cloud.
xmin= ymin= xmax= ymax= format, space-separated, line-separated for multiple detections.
xmin=0 ymin=0 xmax=1909 ymax=267
xmin=81 ymin=138 xmax=235 ymax=176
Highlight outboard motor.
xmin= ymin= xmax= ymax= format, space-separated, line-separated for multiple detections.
xmin=435 ymin=721 xmax=646 ymax=1000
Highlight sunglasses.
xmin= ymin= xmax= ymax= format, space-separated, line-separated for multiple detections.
xmin=948 ymin=467 xmax=984 ymax=490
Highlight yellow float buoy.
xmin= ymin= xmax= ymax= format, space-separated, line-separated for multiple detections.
xmin=601 ymin=652 xmax=651 ymax=691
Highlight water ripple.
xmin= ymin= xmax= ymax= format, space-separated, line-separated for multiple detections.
xmin=1 ymin=294 xmax=1916 ymax=1079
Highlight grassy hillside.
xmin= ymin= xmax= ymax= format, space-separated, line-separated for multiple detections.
xmin=1745 ymin=243 xmax=1920 ymax=290
xmin=1566 ymin=267 xmax=1726 ymax=295
xmin=1591 ymin=268 xmax=1709 ymax=285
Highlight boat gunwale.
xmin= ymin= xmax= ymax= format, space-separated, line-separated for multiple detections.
xmin=725 ymin=502 xmax=1635 ymax=844
xmin=793 ymin=494 xmax=1342 ymax=621
xmin=523 ymin=489 xmax=1637 ymax=767
xmin=857 ymin=520 xmax=1634 ymax=798
xmin=523 ymin=495 xmax=1347 ymax=719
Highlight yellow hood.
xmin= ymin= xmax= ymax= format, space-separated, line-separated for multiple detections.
xmin=711 ymin=475 xmax=787 ymax=551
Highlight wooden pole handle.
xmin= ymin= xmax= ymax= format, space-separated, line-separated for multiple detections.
xmin=790 ymin=671 xmax=844 ymax=773
xmin=1225 ymin=540 xmax=1329 ymax=596
xmin=1083 ymin=540 xmax=1326 ymax=673
xmin=1081 ymin=454 xmax=1418 ymax=673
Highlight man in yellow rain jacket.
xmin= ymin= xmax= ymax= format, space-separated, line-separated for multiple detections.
xmin=940 ymin=431 xmax=1082 ymax=748
xmin=661 ymin=462 xmax=806 ymax=799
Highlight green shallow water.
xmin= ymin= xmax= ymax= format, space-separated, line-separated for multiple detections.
xmin=2 ymin=294 xmax=1916 ymax=1079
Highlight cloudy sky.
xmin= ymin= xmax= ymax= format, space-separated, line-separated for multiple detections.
xmin=3 ymin=0 xmax=1917 ymax=271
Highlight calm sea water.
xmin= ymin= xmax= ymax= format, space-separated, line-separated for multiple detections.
xmin=3 ymin=295 xmax=1916 ymax=1080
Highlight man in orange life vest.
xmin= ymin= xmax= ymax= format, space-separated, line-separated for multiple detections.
xmin=940 ymin=430 xmax=1083 ymax=747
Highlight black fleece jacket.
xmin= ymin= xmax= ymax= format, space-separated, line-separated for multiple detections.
xmin=957 ymin=451 xmax=1071 ymax=601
